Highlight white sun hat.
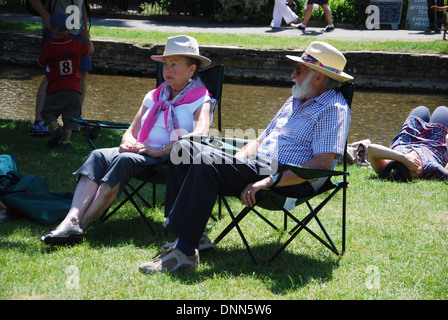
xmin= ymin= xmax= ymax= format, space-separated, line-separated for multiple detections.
xmin=286 ymin=41 xmax=353 ymax=82
xmin=151 ymin=35 xmax=212 ymax=67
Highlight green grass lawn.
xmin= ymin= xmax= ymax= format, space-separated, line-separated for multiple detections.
xmin=1 ymin=119 xmax=447 ymax=300
xmin=1 ymin=20 xmax=448 ymax=54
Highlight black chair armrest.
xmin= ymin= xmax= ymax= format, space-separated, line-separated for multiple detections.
xmin=283 ymin=164 xmax=348 ymax=180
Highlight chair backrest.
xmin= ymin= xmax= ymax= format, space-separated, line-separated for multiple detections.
xmin=155 ymin=62 xmax=225 ymax=132
xmin=337 ymin=81 xmax=355 ymax=172
xmin=338 ymin=81 xmax=354 ymax=108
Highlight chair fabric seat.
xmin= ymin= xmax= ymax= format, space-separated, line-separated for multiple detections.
xmin=255 ymin=178 xmax=338 ymax=211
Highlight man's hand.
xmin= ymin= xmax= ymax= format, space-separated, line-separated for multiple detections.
xmin=240 ymin=177 xmax=274 ymax=208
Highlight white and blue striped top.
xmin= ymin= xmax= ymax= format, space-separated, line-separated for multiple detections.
xmin=256 ymin=89 xmax=351 ymax=191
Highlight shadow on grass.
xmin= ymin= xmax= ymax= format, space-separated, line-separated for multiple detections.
xmin=1 ymin=119 xmax=339 ymax=294
xmin=171 ymin=245 xmax=340 ymax=295
xmin=86 ymin=213 xmax=168 ymax=248
xmin=1 ymin=213 xmax=339 ymax=295
xmin=0 ymin=218 xmax=47 ymax=252
xmin=0 ymin=210 xmax=166 ymax=250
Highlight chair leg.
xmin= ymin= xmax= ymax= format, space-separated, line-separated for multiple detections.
xmin=267 ymin=210 xmax=336 ymax=264
xmin=152 ymin=183 xmax=156 ymax=207
xmin=313 ymin=215 xmax=339 ymax=254
xmin=131 ymin=184 xmax=152 ymax=208
xmin=342 ymin=182 xmax=347 ymax=254
xmin=251 ymin=207 xmax=279 ymax=231
xmin=99 ymin=187 xmax=134 ymax=222
xmin=214 ymin=199 xmax=260 ymax=266
xmin=266 ymin=189 xmax=344 ymax=264
xmin=216 ymin=182 xmax=347 ymax=265
xmin=214 ymin=200 xmax=248 ymax=244
xmin=218 ymin=194 xmax=222 ymax=220
xmin=82 ymin=127 xmax=97 ymax=150
xmin=127 ymin=192 xmax=160 ymax=237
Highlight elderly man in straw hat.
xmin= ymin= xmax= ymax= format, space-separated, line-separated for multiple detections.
xmin=140 ymin=41 xmax=353 ymax=274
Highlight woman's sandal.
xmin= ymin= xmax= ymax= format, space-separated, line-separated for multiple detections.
xmin=41 ymin=224 xmax=84 ymax=245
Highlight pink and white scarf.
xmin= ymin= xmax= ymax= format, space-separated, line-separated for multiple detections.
xmin=137 ymin=77 xmax=211 ymax=143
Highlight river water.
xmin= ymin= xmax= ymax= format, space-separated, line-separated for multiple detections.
xmin=1 ymin=65 xmax=447 ymax=145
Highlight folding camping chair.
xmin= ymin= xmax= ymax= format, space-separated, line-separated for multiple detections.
xmin=71 ymin=63 xmax=224 ymax=235
xmin=213 ymin=81 xmax=354 ymax=265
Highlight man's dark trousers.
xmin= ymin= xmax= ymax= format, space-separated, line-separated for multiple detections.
xmin=163 ymin=139 xmax=314 ymax=247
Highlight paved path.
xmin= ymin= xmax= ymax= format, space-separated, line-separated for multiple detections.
xmin=1 ymin=12 xmax=444 ymax=41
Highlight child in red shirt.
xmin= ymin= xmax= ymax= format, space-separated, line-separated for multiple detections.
xmin=39 ymin=12 xmax=90 ymax=149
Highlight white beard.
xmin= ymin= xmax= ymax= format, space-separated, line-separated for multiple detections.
xmin=291 ymin=74 xmax=314 ymax=100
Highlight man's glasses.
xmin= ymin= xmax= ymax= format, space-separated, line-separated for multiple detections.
xmin=294 ymin=65 xmax=306 ymax=74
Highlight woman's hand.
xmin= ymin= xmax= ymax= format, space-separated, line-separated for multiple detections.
xmin=135 ymin=142 xmax=166 ymax=158
xmin=119 ymin=141 xmax=165 ymax=157
xmin=119 ymin=141 xmax=137 ymax=153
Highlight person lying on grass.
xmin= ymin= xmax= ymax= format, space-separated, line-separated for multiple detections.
xmin=368 ymin=105 xmax=448 ymax=182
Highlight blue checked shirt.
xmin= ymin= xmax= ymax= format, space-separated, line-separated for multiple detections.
xmin=256 ymin=89 xmax=351 ymax=191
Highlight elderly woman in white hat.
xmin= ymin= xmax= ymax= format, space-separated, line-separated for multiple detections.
xmin=139 ymin=41 xmax=353 ymax=274
xmin=41 ymin=35 xmax=216 ymax=245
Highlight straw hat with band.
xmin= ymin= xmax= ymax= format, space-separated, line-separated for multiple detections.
xmin=151 ymin=35 xmax=211 ymax=68
xmin=286 ymin=41 xmax=353 ymax=83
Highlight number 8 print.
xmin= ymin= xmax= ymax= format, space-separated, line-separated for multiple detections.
xmin=60 ymin=60 xmax=73 ymax=75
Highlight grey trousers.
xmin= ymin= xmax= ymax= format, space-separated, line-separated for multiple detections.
xmin=74 ymin=147 xmax=168 ymax=196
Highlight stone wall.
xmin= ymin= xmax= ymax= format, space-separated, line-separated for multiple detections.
xmin=1 ymin=32 xmax=447 ymax=92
